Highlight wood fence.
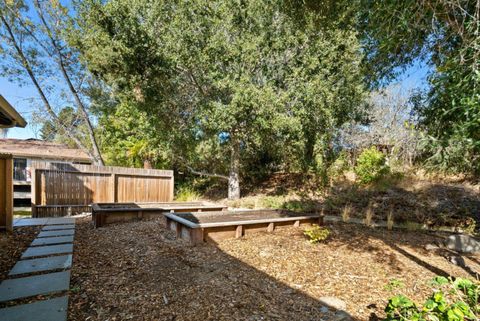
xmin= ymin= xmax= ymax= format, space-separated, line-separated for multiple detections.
xmin=31 ymin=162 xmax=174 ymax=217
xmin=0 ymin=154 xmax=13 ymax=231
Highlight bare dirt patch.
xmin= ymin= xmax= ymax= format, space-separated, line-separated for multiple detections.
xmin=69 ymin=218 xmax=480 ymax=321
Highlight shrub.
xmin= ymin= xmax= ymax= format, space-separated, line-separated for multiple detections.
xmin=259 ymin=196 xmax=285 ymax=209
xmin=384 ymin=276 xmax=479 ymax=321
xmin=304 ymin=225 xmax=330 ymax=243
xmin=175 ymin=185 xmax=201 ymax=201
xmin=328 ymin=151 xmax=350 ymax=179
xmin=355 ymin=147 xmax=390 ymax=184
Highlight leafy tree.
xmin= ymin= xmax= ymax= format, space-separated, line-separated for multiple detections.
xmin=340 ymin=86 xmax=421 ymax=166
xmin=38 ymin=106 xmax=84 ymax=145
xmin=75 ymin=0 xmax=366 ymax=199
xmin=98 ymin=101 xmax=173 ymax=168
xmin=312 ymin=0 xmax=480 ymax=176
xmin=0 ymin=0 xmax=104 ymax=164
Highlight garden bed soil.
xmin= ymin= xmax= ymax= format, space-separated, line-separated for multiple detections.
xmin=173 ymin=210 xmax=318 ymax=225
xmin=69 ymin=218 xmax=480 ymax=321
xmin=0 ymin=227 xmax=40 ymax=282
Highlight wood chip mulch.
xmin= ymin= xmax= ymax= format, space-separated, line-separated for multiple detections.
xmin=69 ymin=218 xmax=480 ymax=321
xmin=0 ymin=226 xmax=40 ymax=282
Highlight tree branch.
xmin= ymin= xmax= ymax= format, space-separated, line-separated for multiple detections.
xmin=177 ymin=156 xmax=228 ymax=180
xmin=34 ymin=0 xmax=104 ymax=165
xmin=0 ymin=13 xmax=94 ymax=161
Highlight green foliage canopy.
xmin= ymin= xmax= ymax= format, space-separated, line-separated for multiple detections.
xmin=74 ymin=0 xmax=367 ymax=198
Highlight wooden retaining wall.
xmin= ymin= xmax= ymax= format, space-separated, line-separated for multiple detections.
xmin=0 ymin=154 xmax=13 ymax=231
xmin=31 ymin=162 xmax=174 ymax=217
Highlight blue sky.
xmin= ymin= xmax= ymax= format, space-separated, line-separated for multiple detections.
xmin=1 ymin=61 xmax=431 ymax=140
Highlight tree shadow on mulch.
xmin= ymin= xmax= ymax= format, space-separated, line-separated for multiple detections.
xmin=69 ymin=219 xmax=361 ymax=321
xmin=329 ymin=222 xmax=480 ymax=281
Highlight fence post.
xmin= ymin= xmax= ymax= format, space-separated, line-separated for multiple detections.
xmin=110 ymin=173 xmax=117 ymax=202
xmin=31 ymin=167 xmax=37 ymax=218
xmin=169 ymin=172 xmax=174 ymax=201
xmin=0 ymin=154 xmax=13 ymax=232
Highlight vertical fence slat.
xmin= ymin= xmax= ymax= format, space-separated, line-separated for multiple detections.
xmin=31 ymin=162 xmax=174 ymax=217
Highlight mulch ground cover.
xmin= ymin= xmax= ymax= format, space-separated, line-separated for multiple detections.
xmin=0 ymin=226 xmax=40 ymax=282
xmin=69 ymin=218 xmax=480 ymax=321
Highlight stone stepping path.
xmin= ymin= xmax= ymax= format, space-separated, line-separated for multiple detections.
xmin=42 ymin=225 xmax=75 ymax=231
xmin=0 ymin=296 xmax=68 ymax=321
xmin=31 ymin=235 xmax=74 ymax=246
xmin=38 ymin=229 xmax=75 ymax=238
xmin=0 ymin=271 xmax=71 ymax=302
xmin=0 ymin=218 xmax=77 ymax=320
xmin=22 ymin=244 xmax=73 ymax=259
xmin=13 ymin=217 xmax=75 ymax=227
xmin=9 ymin=255 xmax=72 ymax=276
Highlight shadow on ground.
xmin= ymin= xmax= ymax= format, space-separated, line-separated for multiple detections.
xmin=69 ymin=218 xmax=359 ymax=321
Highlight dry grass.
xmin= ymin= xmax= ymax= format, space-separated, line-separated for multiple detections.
xmin=341 ymin=204 xmax=353 ymax=223
xmin=387 ymin=209 xmax=394 ymax=230
xmin=364 ymin=202 xmax=374 ymax=227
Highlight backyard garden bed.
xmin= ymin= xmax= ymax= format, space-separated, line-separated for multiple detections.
xmin=92 ymin=201 xmax=227 ymax=228
xmin=69 ymin=217 xmax=480 ymax=321
xmin=165 ymin=210 xmax=323 ymax=244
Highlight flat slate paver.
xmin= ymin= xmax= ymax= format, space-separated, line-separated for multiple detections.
xmin=9 ymin=255 xmax=72 ymax=276
xmin=31 ymin=236 xmax=74 ymax=246
xmin=0 ymin=271 xmax=70 ymax=302
xmin=13 ymin=218 xmax=50 ymax=227
xmin=0 ymin=296 xmax=68 ymax=321
xmin=42 ymin=225 xmax=75 ymax=231
xmin=13 ymin=217 xmax=76 ymax=227
xmin=22 ymin=244 xmax=73 ymax=259
xmin=38 ymin=229 xmax=75 ymax=238
xmin=46 ymin=218 xmax=75 ymax=225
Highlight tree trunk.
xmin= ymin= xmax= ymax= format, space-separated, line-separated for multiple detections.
xmin=304 ymin=133 xmax=316 ymax=170
xmin=0 ymin=14 xmax=95 ymax=162
xmin=228 ymin=141 xmax=241 ymax=200
xmin=34 ymin=0 xmax=104 ymax=166
xmin=143 ymin=159 xmax=153 ymax=169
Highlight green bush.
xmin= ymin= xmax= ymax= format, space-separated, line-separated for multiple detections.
xmin=355 ymin=147 xmax=390 ymax=184
xmin=303 ymin=225 xmax=330 ymax=243
xmin=384 ymin=276 xmax=479 ymax=321
xmin=328 ymin=151 xmax=350 ymax=179
xmin=175 ymin=185 xmax=201 ymax=201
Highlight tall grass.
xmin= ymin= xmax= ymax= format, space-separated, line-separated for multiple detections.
xmin=364 ymin=202 xmax=374 ymax=227
xmin=175 ymin=186 xmax=201 ymax=201
xmin=341 ymin=204 xmax=353 ymax=223
xmin=387 ymin=208 xmax=394 ymax=230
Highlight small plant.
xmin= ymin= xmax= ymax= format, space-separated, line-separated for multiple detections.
xmin=364 ymin=202 xmax=374 ymax=227
xmin=175 ymin=185 xmax=201 ymax=201
xmin=387 ymin=208 xmax=394 ymax=230
xmin=384 ymin=279 xmax=405 ymax=291
xmin=341 ymin=204 xmax=352 ymax=223
xmin=354 ymin=146 xmax=390 ymax=184
xmin=460 ymin=217 xmax=477 ymax=235
xmin=384 ymin=276 xmax=479 ymax=321
xmin=328 ymin=151 xmax=350 ymax=180
xmin=304 ymin=225 xmax=330 ymax=244
xmin=405 ymin=221 xmax=421 ymax=231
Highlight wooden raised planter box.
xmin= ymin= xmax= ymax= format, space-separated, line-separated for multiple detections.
xmin=91 ymin=201 xmax=227 ymax=228
xmin=165 ymin=210 xmax=324 ymax=245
